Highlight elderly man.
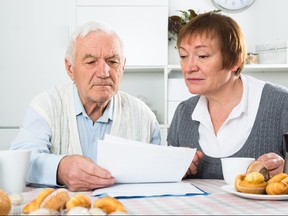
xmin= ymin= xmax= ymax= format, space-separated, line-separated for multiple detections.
xmin=11 ymin=21 xmax=161 ymax=191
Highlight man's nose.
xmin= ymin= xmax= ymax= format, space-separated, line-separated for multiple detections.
xmin=95 ymin=60 xmax=110 ymax=77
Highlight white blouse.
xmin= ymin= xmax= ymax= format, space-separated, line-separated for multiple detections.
xmin=192 ymin=74 xmax=265 ymax=157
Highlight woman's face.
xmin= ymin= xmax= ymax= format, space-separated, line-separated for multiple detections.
xmin=179 ymin=34 xmax=234 ymax=97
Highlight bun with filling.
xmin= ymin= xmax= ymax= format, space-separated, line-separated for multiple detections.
xmin=235 ymin=172 xmax=267 ymax=194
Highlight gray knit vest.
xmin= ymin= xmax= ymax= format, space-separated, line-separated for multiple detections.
xmin=167 ymin=83 xmax=288 ymax=179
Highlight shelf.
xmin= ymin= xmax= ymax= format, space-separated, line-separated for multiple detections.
xmin=167 ymin=64 xmax=288 ymax=73
xmin=243 ymin=64 xmax=288 ymax=72
xmin=125 ymin=66 xmax=166 ymax=73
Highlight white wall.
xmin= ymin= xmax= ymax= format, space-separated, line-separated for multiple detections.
xmin=168 ymin=0 xmax=288 ymax=64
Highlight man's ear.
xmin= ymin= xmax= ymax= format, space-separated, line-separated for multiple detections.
xmin=122 ymin=57 xmax=126 ymax=71
xmin=65 ymin=58 xmax=75 ymax=81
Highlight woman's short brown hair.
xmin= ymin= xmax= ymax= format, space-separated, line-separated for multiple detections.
xmin=176 ymin=12 xmax=247 ymax=76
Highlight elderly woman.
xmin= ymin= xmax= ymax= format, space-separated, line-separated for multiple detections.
xmin=167 ymin=12 xmax=288 ymax=180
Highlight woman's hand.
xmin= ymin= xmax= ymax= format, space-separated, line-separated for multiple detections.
xmin=184 ymin=150 xmax=204 ymax=178
xmin=257 ymin=152 xmax=285 ymax=177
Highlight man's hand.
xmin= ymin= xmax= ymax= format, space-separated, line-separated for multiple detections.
xmin=57 ymin=155 xmax=115 ymax=191
xmin=257 ymin=152 xmax=285 ymax=177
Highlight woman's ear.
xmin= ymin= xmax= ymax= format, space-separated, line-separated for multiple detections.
xmin=65 ymin=58 xmax=75 ymax=81
xmin=232 ymin=58 xmax=242 ymax=72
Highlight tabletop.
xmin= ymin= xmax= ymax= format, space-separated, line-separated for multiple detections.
xmin=9 ymin=179 xmax=288 ymax=215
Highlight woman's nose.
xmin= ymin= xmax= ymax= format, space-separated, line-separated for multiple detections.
xmin=182 ymin=57 xmax=199 ymax=73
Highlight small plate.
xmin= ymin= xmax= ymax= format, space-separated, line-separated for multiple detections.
xmin=221 ymin=185 xmax=288 ymax=200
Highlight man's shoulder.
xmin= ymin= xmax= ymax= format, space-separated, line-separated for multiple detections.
xmin=116 ymin=91 xmax=155 ymax=114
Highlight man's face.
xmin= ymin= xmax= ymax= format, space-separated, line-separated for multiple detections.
xmin=66 ymin=31 xmax=125 ymax=106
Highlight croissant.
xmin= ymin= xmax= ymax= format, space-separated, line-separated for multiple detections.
xmin=93 ymin=196 xmax=127 ymax=214
xmin=66 ymin=194 xmax=91 ymax=209
xmin=266 ymin=173 xmax=288 ymax=195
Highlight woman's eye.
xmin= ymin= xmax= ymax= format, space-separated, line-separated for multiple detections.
xmin=198 ymin=55 xmax=208 ymax=59
xmin=179 ymin=55 xmax=187 ymax=59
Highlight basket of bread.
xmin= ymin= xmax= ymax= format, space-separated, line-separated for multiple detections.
xmin=234 ymin=160 xmax=288 ymax=195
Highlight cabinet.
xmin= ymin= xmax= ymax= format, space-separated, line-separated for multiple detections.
xmin=2 ymin=1 xmax=288 ymax=148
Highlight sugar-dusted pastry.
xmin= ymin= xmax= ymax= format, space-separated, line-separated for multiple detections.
xmin=266 ymin=173 xmax=288 ymax=195
xmin=88 ymin=207 xmax=106 ymax=215
xmin=28 ymin=208 xmax=58 ymax=215
xmin=93 ymin=196 xmax=127 ymax=214
xmin=23 ymin=188 xmax=70 ymax=214
xmin=234 ymin=171 xmax=267 ymax=194
xmin=0 ymin=189 xmax=11 ymax=216
xmin=66 ymin=194 xmax=91 ymax=209
xmin=66 ymin=206 xmax=90 ymax=215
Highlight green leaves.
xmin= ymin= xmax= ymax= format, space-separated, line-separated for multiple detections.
xmin=168 ymin=9 xmax=221 ymax=41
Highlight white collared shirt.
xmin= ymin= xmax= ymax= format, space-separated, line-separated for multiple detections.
xmin=192 ymin=74 xmax=265 ymax=157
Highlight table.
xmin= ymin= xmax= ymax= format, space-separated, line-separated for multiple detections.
xmin=10 ymin=179 xmax=288 ymax=215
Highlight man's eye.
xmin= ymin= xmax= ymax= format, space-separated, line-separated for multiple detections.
xmin=107 ymin=60 xmax=120 ymax=66
xmin=86 ymin=60 xmax=96 ymax=65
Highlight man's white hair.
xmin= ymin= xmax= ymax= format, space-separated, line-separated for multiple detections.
xmin=65 ymin=21 xmax=124 ymax=66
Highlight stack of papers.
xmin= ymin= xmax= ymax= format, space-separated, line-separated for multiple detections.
xmin=92 ymin=135 xmax=207 ymax=198
xmin=92 ymin=181 xmax=207 ymax=198
xmin=97 ymin=134 xmax=196 ymax=183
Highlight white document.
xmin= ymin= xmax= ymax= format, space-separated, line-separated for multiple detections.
xmin=97 ymin=135 xmax=196 ymax=183
xmin=91 ymin=182 xmax=205 ymax=198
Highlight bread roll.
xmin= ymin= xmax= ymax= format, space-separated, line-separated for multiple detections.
xmin=66 ymin=194 xmax=91 ymax=209
xmin=93 ymin=196 xmax=127 ymax=214
xmin=23 ymin=188 xmax=70 ymax=214
xmin=266 ymin=173 xmax=288 ymax=195
xmin=0 ymin=189 xmax=11 ymax=216
xmin=246 ymin=160 xmax=270 ymax=181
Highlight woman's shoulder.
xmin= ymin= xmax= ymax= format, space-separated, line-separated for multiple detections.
xmin=263 ymin=82 xmax=288 ymax=96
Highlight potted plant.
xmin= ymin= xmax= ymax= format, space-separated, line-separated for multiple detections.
xmin=168 ymin=9 xmax=221 ymax=41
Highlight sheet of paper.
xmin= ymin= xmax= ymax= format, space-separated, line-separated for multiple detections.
xmin=91 ymin=182 xmax=206 ymax=198
xmin=97 ymin=135 xmax=196 ymax=183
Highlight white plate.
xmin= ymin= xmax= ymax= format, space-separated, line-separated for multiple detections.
xmin=221 ymin=185 xmax=288 ymax=200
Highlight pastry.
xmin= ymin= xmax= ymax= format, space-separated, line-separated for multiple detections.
xmin=246 ymin=160 xmax=270 ymax=181
xmin=23 ymin=188 xmax=70 ymax=214
xmin=28 ymin=208 xmax=58 ymax=215
xmin=66 ymin=194 xmax=91 ymax=209
xmin=0 ymin=189 xmax=11 ymax=216
xmin=266 ymin=173 xmax=288 ymax=195
xmin=93 ymin=196 xmax=127 ymax=214
xmin=88 ymin=207 xmax=106 ymax=215
xmin=8 ymin=193 xmax=23 ymax=206
xmin=234 ymin=172 xmax=267 ymax=194
xmin=66 ymin=206 xmax=90 ymax=215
